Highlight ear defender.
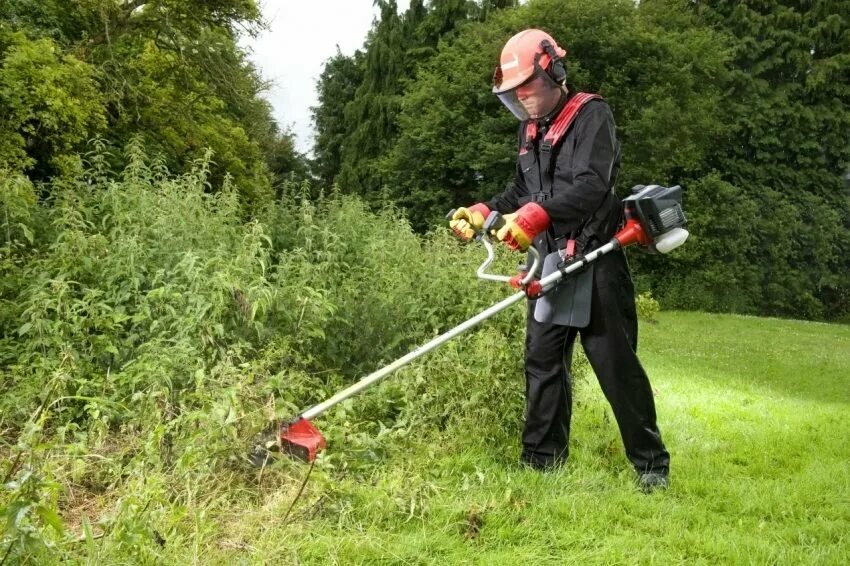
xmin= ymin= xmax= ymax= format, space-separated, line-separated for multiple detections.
xmin=540 ymin=39 xmax=567 ymax=84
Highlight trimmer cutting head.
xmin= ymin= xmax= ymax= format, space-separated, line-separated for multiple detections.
xmin=280 ymin=418 xmax=326 ymax=462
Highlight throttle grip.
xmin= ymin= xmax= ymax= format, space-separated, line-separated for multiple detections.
xmin=483 ymin=211 xmax=505 ymax=234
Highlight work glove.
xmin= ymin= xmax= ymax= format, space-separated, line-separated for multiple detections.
xmin=493 ymin=202 xmax=550 ymax=252
xmin=449 ymin=203 xmax=491 ymax=241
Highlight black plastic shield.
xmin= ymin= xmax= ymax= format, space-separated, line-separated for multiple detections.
xmin=533 ymin=251 xmax=593 ymax=328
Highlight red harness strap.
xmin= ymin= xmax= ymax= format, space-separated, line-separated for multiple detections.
xmin=520 ymin=121 xmax=538 ymax=154
xmin=542 ymin=92 xmax=602 ymax=148
xmin=519 ymin=92 xmax=601 ymax=155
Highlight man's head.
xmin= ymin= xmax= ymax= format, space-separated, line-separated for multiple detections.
xmin=492 ymin=29 xmax=567 ymax=121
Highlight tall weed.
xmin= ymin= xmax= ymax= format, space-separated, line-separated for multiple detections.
xmin=1 ymin=142 xmax=607 ymax=561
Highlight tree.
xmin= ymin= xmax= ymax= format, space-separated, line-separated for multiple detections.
xmin=685 ymin=0 xmax=850 ymax=319
xmin=314 ymin=0 xmax=476 ymax=198
xmin=370 ymin=0 xmax=848 ymax=319
xmin=472 ymin=0 xmax=519 ymax=21
xmin=0 ymin=29 xmax=106 ymax=177
xmin=335 ymin=0 xmax=419 ymax=197
xmin=311 ymin=48 xmax=364 ymax=187
xmin=0 ymin=0 xmax=307 ymax=203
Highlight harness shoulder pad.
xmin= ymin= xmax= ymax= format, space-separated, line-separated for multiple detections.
xmin=541 ymin=92 xmax=603 ymax=151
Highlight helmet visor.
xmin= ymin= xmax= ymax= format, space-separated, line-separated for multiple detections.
xmin=493 ymin=67 xmax=562 ymax=121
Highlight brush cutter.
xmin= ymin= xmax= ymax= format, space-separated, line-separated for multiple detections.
xmin=248 ymin=184 xmax=689 ymax=466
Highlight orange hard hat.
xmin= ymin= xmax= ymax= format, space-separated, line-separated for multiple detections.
xmin=492 ymin=29 xmax=567 ymax=94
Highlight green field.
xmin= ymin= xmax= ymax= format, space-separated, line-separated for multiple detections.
xmin=155 ymin=311 xmax=848 ymax=564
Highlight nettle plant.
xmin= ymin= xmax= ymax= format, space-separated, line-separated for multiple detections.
xmin=1 ymin=141 xmax=281 ymax=560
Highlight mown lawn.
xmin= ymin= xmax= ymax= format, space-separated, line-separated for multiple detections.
xmin=174 ymin=311 xmax=849 ymax=564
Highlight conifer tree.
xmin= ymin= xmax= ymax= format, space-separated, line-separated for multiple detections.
xmin=687 ymin=0 xmax=850 ymax=318
xmin=316 ymin=0 xmax=471 ymax=200
xmin=311 ymin=48 xmax=364 ymax=187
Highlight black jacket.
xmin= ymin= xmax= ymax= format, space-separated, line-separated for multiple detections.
xmin=487 ymin=96 xmax=622 ymax=254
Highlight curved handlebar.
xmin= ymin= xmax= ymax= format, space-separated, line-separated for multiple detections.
xmin=476 ymin=238 xmax=541 ymax=286
xmin=448 ymin=209 xmax=542 ymax=287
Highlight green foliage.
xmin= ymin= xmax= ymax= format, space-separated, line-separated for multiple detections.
xmin=631 ymin=173 xmax=762 ymax=313
xmin=2 ymin=138 xmax=844 ymax=562
xmin=635 ymin=291 xmax=660 ymax=323
xmin=1 ymin=394 xmax=64 ymax=564
xmin=378 ymin=8 xmax=513 ymax=221
xmin=0 ymin=143 xmax=567 ymax=560
xmin=311 ymin=49 xmax=364 ymax=187
xmin=0 ymin=171 xmax=38 ymax=259
xmin=678 ymin=0 xmax=850 ymax=320
xmin=0 ymin=0 xmax=306 ymax=203
xmin=314 ymin=0 xmax=482 ymax=197
xmin=0 ymin=144 xmax=280 ymax=562
xmin=336 ymin=0 xmax=425 ymax=197
xmin=0 ymin=30 xmax=105 ymax=176
xmin=215 ymin=312 xmax=850 ymax=564
xmin=312 ymin=0 xmax=517 ymax=193
xmin=2 ymin=0 xmax=849 ymax=559
xmin=2 ymin=467 xmax=64 ymax=563
xmin=310 ymin=0 xmax=848 ymax=319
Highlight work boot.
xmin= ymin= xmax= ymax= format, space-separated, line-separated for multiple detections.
xmin=637 ymin=471 xmax=669 ymax=493
xmin=520 ymin=450 xmax=565 ymax=472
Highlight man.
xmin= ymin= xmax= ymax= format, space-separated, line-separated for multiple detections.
xmin=450 ymin=29 xmax=670 ymax=492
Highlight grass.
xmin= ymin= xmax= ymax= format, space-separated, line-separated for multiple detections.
xmin=134 ymin=311 xmax=849 ymax=564
xmin=21 ymin=310 xmax=846 ymax=564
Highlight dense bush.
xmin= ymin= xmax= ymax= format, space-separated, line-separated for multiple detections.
xmin=635 ymin=292 xmax=660 ymax=324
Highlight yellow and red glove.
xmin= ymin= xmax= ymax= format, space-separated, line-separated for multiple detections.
xmin=493 ymin=203 xmax=550 ymax=251
xmin=449 ymin=203 xmax=491 ymax=241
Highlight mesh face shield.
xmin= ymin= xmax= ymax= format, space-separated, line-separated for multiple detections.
xmin=493 ymin=67 xmax=563 ymax=121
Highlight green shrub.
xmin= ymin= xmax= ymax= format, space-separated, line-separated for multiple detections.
xmin=635 ymin=291 xmax=661 ymax=323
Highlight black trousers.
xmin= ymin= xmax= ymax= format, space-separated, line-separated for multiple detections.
xmin=521 ymin=249 xmax=670 ymax=473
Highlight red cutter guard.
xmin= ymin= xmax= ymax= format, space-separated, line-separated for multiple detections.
xmin=280 ymin=418 xmax=326 ymax=462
